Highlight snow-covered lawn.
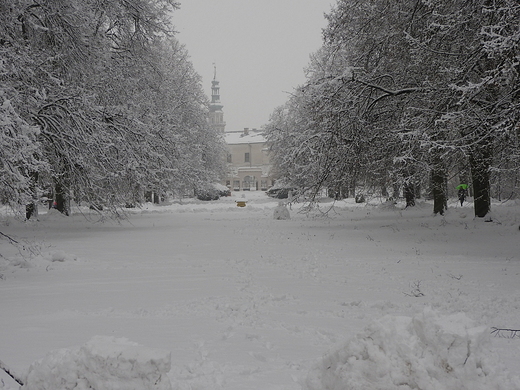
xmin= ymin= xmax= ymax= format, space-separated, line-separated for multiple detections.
xmin=1 ymin=192 xmax=519 ymax=389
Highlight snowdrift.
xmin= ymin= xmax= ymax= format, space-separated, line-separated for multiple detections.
xmin=8 ymin=311 xmax=520 ymax=390
xmin=304 ymin=309 xmax=520 ymax=390
xmin=21 ymin=336 xmax=172 ymax=390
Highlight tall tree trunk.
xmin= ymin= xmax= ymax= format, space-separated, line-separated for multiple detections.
xmin=431 ymin=169 xmax=446 ymax=215
xmin=430 ymin=151 xmax=447 ymax=215
xmin=54 ymin=182 xmax=70 ymax=216
xmin=381 ymin=184 xmax=388 ymax=199
xmin=469 ymin=145 xmax=492 ymax=218
xmin=349 ymin=177 xmax=356 ymax=198
xmin=25 ymin=172 xmax=39 ymax=220
xmin=403 ymin=182 xmax=415 ymax=207
xmin=414 ymin=183 xmax=421 ymax=199
xmin=404 ymin=167 xmax=417 ymax=207
xmin=392 ymin=184 xmax=400 ymax=200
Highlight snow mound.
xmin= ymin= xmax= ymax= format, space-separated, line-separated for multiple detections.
xmin=48 ymin=250 xmax=77 ymax=263
xmin=21 ymin=336 xmax=172 ymax=390
xmin=273 ymin=202 xmax=291 ymax=220
xmin=303 ymin=309 xmax=520 ymax=390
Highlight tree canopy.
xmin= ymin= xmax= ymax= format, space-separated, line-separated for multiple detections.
xmin=1 ymin=0 xmax=225 ymax=217
xmin=265 ymin=0 xmax=520 ymax=217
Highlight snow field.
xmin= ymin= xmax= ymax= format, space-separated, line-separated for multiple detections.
xmin=1 ymin=193 xmax=519 ymax=389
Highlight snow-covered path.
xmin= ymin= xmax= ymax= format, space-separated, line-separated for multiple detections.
xmin=1 ymin=194 xmax=519 ymax=389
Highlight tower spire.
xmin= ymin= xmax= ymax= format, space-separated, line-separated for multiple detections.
xmin=209 ymin=64 xmax=226 ymax=133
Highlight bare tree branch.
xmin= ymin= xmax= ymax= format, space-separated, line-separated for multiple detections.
xmin=0 ymin=359 xmax=24 ymax=386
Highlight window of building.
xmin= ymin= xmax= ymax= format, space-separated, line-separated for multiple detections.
xmin=227 ymin=153 xmax=232 ymax=163
xmin=245 ymin=152 xmax=250 ymax=163
xmin=233 ymin=180 xmax=240 ymax=190
xmin=260 ymin=180 xmax=268 ymax=191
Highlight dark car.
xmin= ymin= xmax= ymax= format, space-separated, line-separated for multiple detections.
xmin=266 ymin=186 xmax=297 ymax=199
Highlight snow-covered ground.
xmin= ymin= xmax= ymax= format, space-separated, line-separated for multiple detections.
xmin=1 ymin=192 xmax=519 ymax=389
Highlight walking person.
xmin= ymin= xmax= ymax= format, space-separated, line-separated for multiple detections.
xmin=456 ymin=184 xmax=468 ymax=206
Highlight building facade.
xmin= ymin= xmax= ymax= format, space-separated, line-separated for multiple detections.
xmin=207 ymin=70 xmax=275 ymax=191
xmin=223 ymin=128 xmax=275 ymax=191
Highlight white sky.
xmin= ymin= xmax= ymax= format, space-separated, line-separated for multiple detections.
xmin=171 ymin=0 xmax=335 ymax=131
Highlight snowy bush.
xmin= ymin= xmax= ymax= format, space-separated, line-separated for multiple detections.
xmin=303 ymin=309 xmax=520 ymax=390
xmin=21 ymin=336 xmax=172 ymax=390
xmin=195 ymin=183 xmax=231 ymax=201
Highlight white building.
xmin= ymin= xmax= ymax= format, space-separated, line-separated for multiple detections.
xmin=223 ymin=128 xmax=275 ymax=191
xmin=207 ymin=68 xmax=275 ymax=191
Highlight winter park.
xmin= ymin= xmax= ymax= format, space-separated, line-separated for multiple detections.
xmin=1 ymin=0 xmax=520 ymax=389
xmin=1 ymin=195 xmax=520 ymax=390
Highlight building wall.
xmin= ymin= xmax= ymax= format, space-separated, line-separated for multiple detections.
xmin=228 ymin=143 xmax=267 ymax=167
xmin=209 ymin=110 xmax=225 ymax=133
xmin=223 ymin=129 xmax=276 ymax=191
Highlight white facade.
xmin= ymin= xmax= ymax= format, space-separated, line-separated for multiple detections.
xmin=223 ymin=128 xmax=275 ymax=191
xmin=206 ymin=71 xmax=275 ymax=191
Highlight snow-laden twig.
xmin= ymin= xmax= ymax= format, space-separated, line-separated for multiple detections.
xmin=491 ymin=327 xmax=520 ymax=339
xmin=404 ymin=280 xmax=425 ymax=297
xmin=0 ymin=231 xmax=19 ymax=245
xmin=0 ymin=231 xmax=42 ymax=261
xmin=0 ymin=359 xmax=24 ymax=386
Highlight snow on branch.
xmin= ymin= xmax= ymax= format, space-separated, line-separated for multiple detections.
xmin=356 ymin=79 xmax=426 ymax=98
xmin=0 ymin=231 xmax=19 ymax=245
xmin=356 ymin=79 xmax=427 ymax=113
xmin=491 ymin=327 xmax=520 ymax=339
xmin=0 ymin=359 xmax=24 ymax=386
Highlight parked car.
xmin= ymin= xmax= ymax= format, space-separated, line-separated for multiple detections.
xmin=266 ymin=185 xmax=297 ymax=199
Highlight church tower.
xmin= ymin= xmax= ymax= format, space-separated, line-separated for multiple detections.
xmin=208 ymin=65 xmax=226 ymax=133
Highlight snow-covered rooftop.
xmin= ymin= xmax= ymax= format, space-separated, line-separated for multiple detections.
xmin=224 ymin=129 xmax=266 ymax=145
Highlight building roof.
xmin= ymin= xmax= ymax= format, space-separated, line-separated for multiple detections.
xmin=224 ymin=129 xmax=266 ymax=145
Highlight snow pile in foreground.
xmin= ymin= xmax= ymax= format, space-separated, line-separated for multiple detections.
xmin=21 ymin=336 xmax=172 ymax=390
xmin=304 ymin=309 xmax=520 ymax=390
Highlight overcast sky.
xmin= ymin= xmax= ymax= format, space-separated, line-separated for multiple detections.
xmin=171 ymin=0 xmax=335 ymax=131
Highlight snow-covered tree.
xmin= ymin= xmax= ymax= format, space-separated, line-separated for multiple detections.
xmin=0 ymin=0 xmax=225 ymax=216
xmin=0 ymin=98 xmax=45 ymax=214
xmin=394 ymin=0 xmax=520 ymax=216
xmin=266 ymin=0 xmax=519 ymax=217
xmin=266 ymin=2 xmax=424 ymax=206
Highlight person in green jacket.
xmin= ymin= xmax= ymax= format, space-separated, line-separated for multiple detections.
xmin=456 ymin=184 xmax=468 ymax=206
